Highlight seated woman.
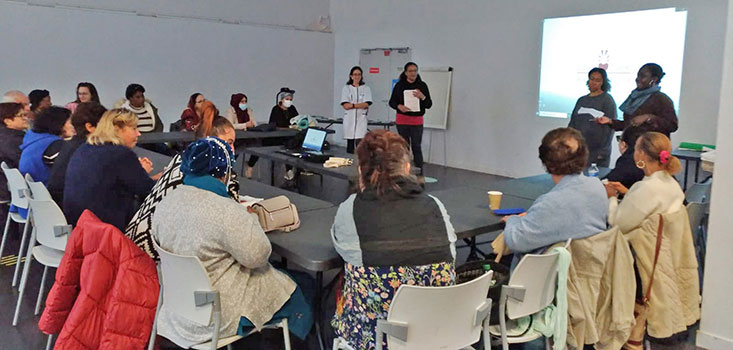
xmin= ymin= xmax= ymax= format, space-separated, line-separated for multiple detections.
xmin=602 ymin=122 xmax=654 ymax=191
xmin=63 ymin=109 xmax=158 ymax=230
xmin=225 ymin=93 xmax=259 ymax=178
xmin=606 ymin=132 xmax=699 ymax=343
xmin=331 ymin=129 xmax=457 ymax=350
xmin=269 ymin=88 xmax=299 ymax=181
xmin=606 ymin=131 xmax=684 ymax=230
xmin=0 ymin=102 xmax=28 ymax=222
xmin=48 ymin=102 xmax=107 ymax=204
xmin=152 ymin=137 xmax=311 ymax=347
xmin=19 ymin=106 xmax=75 ymax=186
xmin=125 ymin=108 xmax=241 ymax=260
xmin=180 ymin=92 xmax=205 ymax=132
xmin=493 ymin=128 xmax=608 ymax=268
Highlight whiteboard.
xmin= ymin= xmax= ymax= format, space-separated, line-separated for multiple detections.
xmin=421 ymin=67 xmax=453 ymax=129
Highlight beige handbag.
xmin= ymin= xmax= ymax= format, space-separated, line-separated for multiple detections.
xmin=251 ymin=196 xmax=300 ymax=233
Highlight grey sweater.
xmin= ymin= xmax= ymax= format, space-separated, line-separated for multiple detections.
xmin=568 ymin=92 xmax=617 ymax=167
xmin=152 ymin=185 xmax=296 ymax=347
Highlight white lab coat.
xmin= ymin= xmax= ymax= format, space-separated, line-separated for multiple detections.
xmin=340 ymin=84 xmax=372 ymax=139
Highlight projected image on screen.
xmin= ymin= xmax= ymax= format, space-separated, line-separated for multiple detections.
xmin=537 ymin=8 xmax=687 ymax=119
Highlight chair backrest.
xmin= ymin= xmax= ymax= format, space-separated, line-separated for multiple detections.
xmin=686 ymin=202 xmax=708 ymax=241
xmin=506 ymin=250 xmax=561 ymax=319
xmin=685 ymin=179 xmax=712 ymax=204
xmin=25 ymin=173 xmax=53 ymax=201
xmin=384 ymin=271 xmax=493 ymax=350
xmin=28 ymin=199 xmax=70 ymax=251
xmin=2 ymin=162 xmax=29 ymax=209
xmin=153 ymin=240 xmax=215 ymax=326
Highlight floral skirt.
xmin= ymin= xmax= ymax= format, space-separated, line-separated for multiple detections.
xmin=332 ymin=262 xmax=455 ymax=350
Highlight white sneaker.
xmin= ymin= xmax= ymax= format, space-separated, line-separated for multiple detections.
xmin=284 ymin=169 xmax=295 ymax=181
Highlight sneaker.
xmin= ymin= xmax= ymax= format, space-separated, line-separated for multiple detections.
xmin=284 ymin=169 xmax=295 ymax=181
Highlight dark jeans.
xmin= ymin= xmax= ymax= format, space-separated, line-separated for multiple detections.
xmin=396 ymin=124 xmax=424 ymax=174
xmin=346 ymin=139 xmax=361 ymax=154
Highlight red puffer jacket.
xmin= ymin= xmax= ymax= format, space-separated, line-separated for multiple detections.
xmin=39 ymin=210 xmax=160 ymax=349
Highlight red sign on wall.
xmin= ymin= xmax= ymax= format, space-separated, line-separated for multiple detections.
xmin=369 ymin=67 xmax=380 ymax=74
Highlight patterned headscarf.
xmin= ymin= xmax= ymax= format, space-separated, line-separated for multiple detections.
xmin=180 ymin=137 xmax=235 ymax=178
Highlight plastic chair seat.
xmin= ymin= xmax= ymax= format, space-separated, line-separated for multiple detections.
xmin=32 ymin=245 xmax=64 ymax=268
xmin=488 ymin=325 xmax=543 ymax=344
xmin=9 ymin=212 xmax=27 ymax=224
xmin=191 ymin=335 xmax=244 ymax=349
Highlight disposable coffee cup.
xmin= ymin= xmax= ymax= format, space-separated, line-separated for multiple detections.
xmin=487 ymin=191 xmax=503 ymax=210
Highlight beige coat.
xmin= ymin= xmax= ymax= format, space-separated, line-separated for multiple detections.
xmin=565 ymin=227 xmax=636 ymax=350
xmin=624 ymin=209 xmax=700 ymax=338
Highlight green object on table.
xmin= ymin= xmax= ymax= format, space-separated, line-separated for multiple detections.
xmin=679 ymin=142 xmax=716 ymax=151
xmin=482 ymin=264 xmax=492 ymax=272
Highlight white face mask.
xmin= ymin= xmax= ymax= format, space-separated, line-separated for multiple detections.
xmin=238 ymin=103 xmax=247 ymax=110
xmin=282 ymin=100 xmax=293 ymax=108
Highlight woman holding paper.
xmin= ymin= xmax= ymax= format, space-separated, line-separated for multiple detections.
xmin=341 ymin=66 xmax=373 ymax=154
xmin=389 ymin=62 xmax=432 ymax=176
xmin=568 ymin=67 xmax=617 ymax=167
xmin=597 ymin=63 xmax=678 ymax=137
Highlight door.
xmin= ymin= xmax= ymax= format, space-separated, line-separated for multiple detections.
xmin=359 ymin=48 xmax=411 ymax=122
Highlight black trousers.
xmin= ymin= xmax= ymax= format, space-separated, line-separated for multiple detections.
xmin=346 ymin=139 xmax=361 ymax=154
xmin=396 ymin=124 xmax=424 ymax=173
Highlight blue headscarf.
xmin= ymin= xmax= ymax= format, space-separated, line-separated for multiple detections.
xmin=180 ymin=137 xmax=235 ymax=197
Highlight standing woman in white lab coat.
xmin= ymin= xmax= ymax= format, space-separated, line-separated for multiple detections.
xmin=341 ymin=66 xmax=373 ymax=154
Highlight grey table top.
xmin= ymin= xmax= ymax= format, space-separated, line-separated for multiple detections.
xmin=247 ymin=145 xmax=358 ymax=180
xmin=133 ymin=146 xmax=173 ymax=174
xmin=672 ymin=149 xmax=704 ymax=161
xmin=429 ymin=186 xmax=535 ymax=240
xmin=492 ymin=168 xmax=611 ymax=200
xmin=267 ymin=207 xmax=342 ymax=271
xmin=239 ymin=179 xmax=334 ymax=213
xmin=137 ymin=129 xmax=298 ymax=144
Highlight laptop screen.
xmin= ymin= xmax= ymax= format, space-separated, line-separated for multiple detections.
xmin=302 ymin=128 xmax=327 ymax=151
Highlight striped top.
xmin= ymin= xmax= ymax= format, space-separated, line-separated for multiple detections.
xmin=127 ymin=104 xmax=155 ymax=132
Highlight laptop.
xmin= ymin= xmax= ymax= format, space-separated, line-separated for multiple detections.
xmin=277 ymin=128 xmax=331 ymax=160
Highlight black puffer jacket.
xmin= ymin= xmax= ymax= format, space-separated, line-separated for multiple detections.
xmin=0 ymin=126 xmax=25 ymax=201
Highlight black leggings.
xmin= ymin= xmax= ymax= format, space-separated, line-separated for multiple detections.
xmin=346 ymin=139 xmax=361 ymax=154
xmin=396 ymin=124 xmax=424 ymax=173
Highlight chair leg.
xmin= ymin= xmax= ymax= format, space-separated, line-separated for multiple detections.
xmin=0 ymin=213 xmax=11 ymax=260
xmin=545 ymin=336 xmax=551 ymax=350
xmin=35 ymin=265 xmax=49 ymax=315
xmin=12 ymin=220 xmax=31 ymax=287
xmin=46 ymin=334 xmax=53 ymax=350
xmin=499 ymin=288 xmax=509 ymax=350
xmin=281 ymin=318 xmax=291 ymax=350
xmin=13 ymin=227 xmax=36 ymax=326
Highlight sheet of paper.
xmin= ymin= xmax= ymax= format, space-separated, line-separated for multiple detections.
xmin=577 ymin=107 xmax=604 ymax=118
xmin=403 ymin=90 xmax=420 ymax=112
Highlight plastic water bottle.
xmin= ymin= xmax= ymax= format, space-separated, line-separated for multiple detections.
xmin=588 ymin=163 xmax=599 ymax=177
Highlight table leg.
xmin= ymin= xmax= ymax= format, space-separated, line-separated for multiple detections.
xmin=683 ymin=160 xmax=690 ymax=191
xmin=694 ymin=160 xmax=700 ymax=184
xmin=270 ymin=161 xmax=275 ymax=186
xmin=466 ymin=237 xmax=480 ymax=261
xmin=315 ymin=271 xmax=325 ymax=350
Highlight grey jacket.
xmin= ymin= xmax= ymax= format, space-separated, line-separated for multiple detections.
xmin=152 ymin=185 xmax=296 ymax=347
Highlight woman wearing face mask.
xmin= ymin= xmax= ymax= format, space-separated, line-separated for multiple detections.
xmin=65 ymin=82 xmax=100 ymax=114
xmin=597 ymin=63 xmax=678 ymax=137
xmin=341 ymin=66 xmax=373 ymax=154
xmin=269 ymin=89 xmax=299 ymax=180
xmin=568 ymin=67 xmax=617 ymax=167
xmin=225 ymin=93 xmax=259 ymax=178
xmin=180 ymin=93 xmax=205 ymax=132
xmin=269 ymin=89 xmax=298 ymax=128
xmin=388 ymin=62 xmax=432 ymax=176
xmin=63 ymin=109 xmax=159 ymax=230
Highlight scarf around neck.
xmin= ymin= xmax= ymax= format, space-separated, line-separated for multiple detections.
xmin=183 ymin=175 xmax=229 ymax=198
xmin=619 ymin=86 xmax=661 ymax=115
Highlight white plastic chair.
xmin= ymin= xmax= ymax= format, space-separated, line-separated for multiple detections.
xmin=687 ymin=201 xmax=709 ymax=288
xmin=333 ymin=271 xmax=494 ymax=350
xmin=13 ymin=199 xmax=70 ymax=335
xmin=489 ymin=241 xmax=570 ymax=350
xmin=150 ymin=240 xmax=292 ymax=350
xmin=685 ymin=178 xmax=712 ymax=204
xmin=0 ymin=162 xmax=32 ymax=288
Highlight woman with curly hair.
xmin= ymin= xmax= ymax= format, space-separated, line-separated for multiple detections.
xmin=492 ymin=127 xmax=608 ymax=268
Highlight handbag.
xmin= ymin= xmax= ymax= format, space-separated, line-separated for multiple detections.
xmin=624 ymin=214 xmax=664 ymax=350
xmin=251 ymin=195 xmax=301 ymax=232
